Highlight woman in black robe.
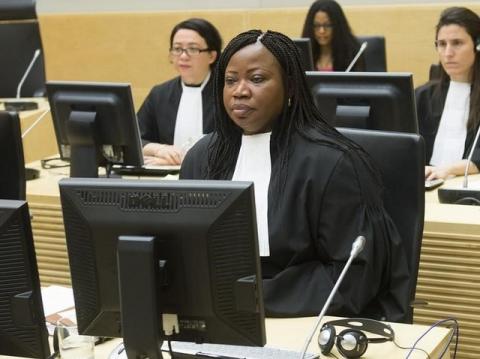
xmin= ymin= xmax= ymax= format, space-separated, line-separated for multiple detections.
xmin=180 ymin=30 xmax=410 ymax=322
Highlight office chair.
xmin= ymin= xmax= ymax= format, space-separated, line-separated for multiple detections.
xmin=338 ymin=128 xmax=425 ymax=323
xmin=356 ymin=36 xmax=387 ymax=72
xmin=0 ymin=111 xmax=26 ymax=200
xmin=0 ymin=0 xmax=46 ymax=98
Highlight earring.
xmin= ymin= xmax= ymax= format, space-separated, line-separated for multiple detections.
xmin=476 ymin=37 xmax=480 ymax=52
xmin=288 ymin=97 xmax=292 ymax=107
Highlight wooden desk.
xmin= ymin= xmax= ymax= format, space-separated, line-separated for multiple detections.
xmin=25 ymin=166 xmax=469 ymax=357
xmin=0 ymin=98 xmax=57 ymax=163
xmin=415 ymin=175 xmax=480 ymax=359
xmin=0 ymin=317 xmax=452 ymax=359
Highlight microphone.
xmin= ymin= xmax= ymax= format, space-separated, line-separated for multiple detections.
xmin=299 ymin=235 xmax=366 ymax=359
xmin=345 ymin=42 xmax=368 ymax=73
xmin=438 ymin=123 xmax=480 ymax=205
xmin=3 ymin=49 xmax=42 ymax=112
xmin=17 ymin=49 xmax=42 ymax=99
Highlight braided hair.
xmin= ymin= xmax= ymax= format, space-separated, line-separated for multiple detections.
xmin=207 ymin=29 xmax=380 ymax=192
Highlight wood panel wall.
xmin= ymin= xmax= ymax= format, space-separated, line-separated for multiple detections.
xmin=37 ymin=2 xmax=480 ymax=108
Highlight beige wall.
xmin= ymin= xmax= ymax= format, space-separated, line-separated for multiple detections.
xmin=38 ymin=2 xmax=480 ymax=108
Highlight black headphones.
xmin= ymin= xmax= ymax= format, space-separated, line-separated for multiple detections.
xmin=318 ymin=318 xmax=395 ymax=358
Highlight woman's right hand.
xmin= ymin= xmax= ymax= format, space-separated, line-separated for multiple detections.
xmin=142 ymin=143 xmax=182 ymax=165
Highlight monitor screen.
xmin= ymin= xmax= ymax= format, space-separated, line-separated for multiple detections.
xmin=59 ymin=178 xmax=265 ymax=357
xmin=0 ymin=111 xmax=26 ymax=200
xmin=306 ymin=71 xmax=418 ymax=133
xmin=0 ymin=200 xmax=50 ymax=358
xmin=46 ymin=81 xmax=144 ymax=178
xmin=292 ymin=38 xmax=315 ymax=71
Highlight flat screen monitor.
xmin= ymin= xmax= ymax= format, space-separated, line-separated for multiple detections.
xmin=59 ymin=178 xmax=265 ymax=358
xmin=306 ymin=71 xmax=418 ymax=133
xmin=46 ymin=81 xmax=144 ymax=178
xmin=0 ymin=111 xmax=26 ymax=200
xmin=0 ymin=200 xmax=50 ymax=358
xmin=292 ymin=38 xmax=315 ymax=71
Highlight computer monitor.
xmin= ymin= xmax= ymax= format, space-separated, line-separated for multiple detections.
xmin=306 ymin=71 xmax=418 ymax=133
xmin=0 ymin=200 xmax=50 ymax=358
xmin=0 ymin=111 xmax=26 ymax=200
xmin=46 ymin=81 xmax=144 ymax=178
xmin=292 ymin=38 xmax=315 ymax=71
xmin=59 ymin=178 xmax=265 ymax=358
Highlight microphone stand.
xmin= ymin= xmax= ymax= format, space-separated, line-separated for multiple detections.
xmin=345 ymin=42 xmax=368 ymax=72
xmin=299 ymin=236 xmax=366 ymax=359
xmin=4 ymin=49 xmax=42 ymax=112
xmin=438 ymin=122 xmax=480 ymax=205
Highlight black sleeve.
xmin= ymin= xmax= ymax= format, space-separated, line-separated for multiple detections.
xmin=179 ymin=134 xmax=211 ymax=180
xmin=137 ymin=88 xmax=160 ymax=146
xmin=263 ymin=151 xmax=409 ymax=322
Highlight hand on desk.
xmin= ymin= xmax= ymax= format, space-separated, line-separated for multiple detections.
xmin=143 ymin=143 xmax=182 ymax=165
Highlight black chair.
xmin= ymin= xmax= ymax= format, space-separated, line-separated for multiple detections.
xmin=0 ymin=0 xmax=46 ymax=98
xmin=338 ymin=128 xmax=425 ymax=323
xmin=356 ymin=35 xmax=387 ymax=72
xmin=0 ymin=111 xmax=26 ymax=200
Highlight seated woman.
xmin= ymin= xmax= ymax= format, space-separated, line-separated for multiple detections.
xmin=137 ymin=18 xmax=222 ymax=165
xmin=416 ymin=7 xmax=480 ymax=180
xmin=301 ymin=0 xmax=365 ymax=71
xmin=180 ymin=30 xmax=409 ymax=322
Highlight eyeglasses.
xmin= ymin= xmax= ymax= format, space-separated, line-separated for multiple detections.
xmin=169 ymin=47 xmax=211 ymax=56
xmin=313 ymin=23 xmax=333 ymax=31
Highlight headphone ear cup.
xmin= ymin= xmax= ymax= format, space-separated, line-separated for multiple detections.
xmin=476 ymin=37 xmax=480 ymax=52
xmin=318 ymin=324 xmax=336 ymax=355
xmin=336 ymin=329 xmax=368 ymax=359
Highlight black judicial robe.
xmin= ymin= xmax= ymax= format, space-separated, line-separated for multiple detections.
xmin=137 ymin=76 xmax=215 ymax=146
xmin=180 ymin=131 xmax=410 ymax=322
xmin=415 ymin=81 xmax=480 ymax=167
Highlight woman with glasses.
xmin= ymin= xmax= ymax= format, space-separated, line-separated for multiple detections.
xmin=301 ymin=0 xmax=365 ymax=71
xmin=416 ymin=7 xmax=480 ymax=180
xmin=137 ymin=18 xmax=222 ymax=165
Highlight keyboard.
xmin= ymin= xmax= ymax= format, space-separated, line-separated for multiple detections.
xmin=162 ymin=341 xmax=319 ymax=359
xmin=111 ymin=164 xmax=180 ymax=177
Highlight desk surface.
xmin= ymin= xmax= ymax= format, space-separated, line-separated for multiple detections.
xmin=0 ymin=316 xmax=452 ymax=359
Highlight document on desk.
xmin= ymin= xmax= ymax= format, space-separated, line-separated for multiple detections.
xmin=41 ymin=285 xmax=76 ymax=333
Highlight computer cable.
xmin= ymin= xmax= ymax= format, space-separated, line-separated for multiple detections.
xmin=405 ymin=318 xmax=458 ymax=359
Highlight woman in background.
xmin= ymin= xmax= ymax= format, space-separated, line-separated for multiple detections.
xmin=181 ymin=29 xmax=409 ymax=322
xmin=137 ymin=18 xmax=222 ymax=165
xmin=301 ymin=0 xmax=365 ymax=71
xmin=416 ymin=7 xmax=480 ymax=180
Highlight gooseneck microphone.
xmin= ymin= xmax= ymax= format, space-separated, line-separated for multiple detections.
xmin=463 ymin=123 xmax=480 ymax=188
xmin=299 ymin=235 xmax=366 ymax=359
xmin=17 ymin=49 xmax=42 ymax=99
xmin=345 ymin=42 xmax=368 ymax=73
xmin=438 ymin=123 xmax=480 ymax=205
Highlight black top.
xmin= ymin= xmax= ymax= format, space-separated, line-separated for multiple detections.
xmin=137 ymin=76 xmax=215 ymax=146
xmin=415 ymin=81 xmax=480 ymax=168
xmin=180 ymin=131 xmax=410 ymax=322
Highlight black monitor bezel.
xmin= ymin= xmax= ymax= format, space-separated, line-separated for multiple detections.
xmin=306 ymin=71 xmax=418 ymax=133
xmin=59 ymin=177 xmax=266 ymax=354
xmin=46 ymin=81 xmax=144 ymax=177
xmin=0 ymin=200 xmax=50 ymax=358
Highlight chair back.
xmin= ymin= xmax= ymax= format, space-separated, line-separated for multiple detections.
xmin=0 ymin=111 xmax=26 ymax=200
xmin=338 ymin=127 xmax=425 ymax=323
xmin=356 ymin=35 xmax=387 ymax=72
xmin=0 ymin=0 xmax=46 ymax=97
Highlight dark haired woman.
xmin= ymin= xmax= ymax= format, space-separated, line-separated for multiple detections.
xmin=180 ymin=30 xmax=409 ymax=322
xmin=301 ymin=0 xmax=364 ymax=71
xmin=137 ymin=18 xmax=222 ymax=165
xmin=416 ymin=7 xmax=480 ymax=180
